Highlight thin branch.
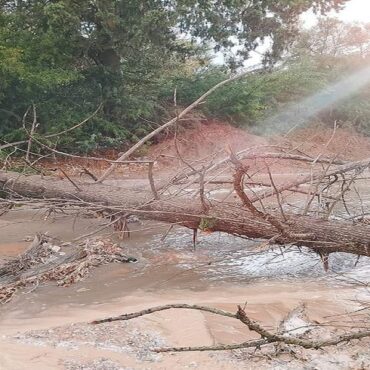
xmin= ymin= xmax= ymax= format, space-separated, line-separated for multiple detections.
xmin=155 ymin=339 xmax=269 ymax=353
xmin=23 ymin=104 xmax=38 ymax=163
xmin=0 ymin=140 xmax=28 ymax=151
xmin=325 ymin=172 xmax=358 ymax=220
xmin=312 ymin=120 xmax=337 ymax=165
xmin=199 ymin=167 xmax=209 ymax=212
xmin=265 ymin=162 xmax=287 ymax=221
xmin=79 ymin=167 xmax=98 ymax=182
xmin=23 ymin=134 xmax=154 ymax=164
xmin=58 ymin=168 xmax=82 ymax=192
xmin=160 ymin=224 xmax=174 ymax=241
xmin=250 ymin=157 xmax=370 ymax=203
xmin=44 ymin=103 xmax=102 ymax=139
xmin=91 ymin=303 xmax=370 ymax=353
xmin=96 ymin=66 xmax=264 ymax=182
xmin=302 ymin=157 xmax=337 ymax=215
xmin=91 ymin=304 xmax=236 ymax=324
xmin=0 ymin=104 xmax=102 ymax=151
xmin=148 ymin=162 xmax=159 ymax=200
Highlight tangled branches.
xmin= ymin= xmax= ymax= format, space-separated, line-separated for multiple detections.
xmin=0 ymin=234 xmax=136 ymax=304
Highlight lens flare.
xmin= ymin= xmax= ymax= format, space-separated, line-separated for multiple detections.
xmin=253 ymin=64 xmax=370 ymax=136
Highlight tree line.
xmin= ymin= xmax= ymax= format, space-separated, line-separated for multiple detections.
xmin=1 ymin=0 xmax=369 ymax=154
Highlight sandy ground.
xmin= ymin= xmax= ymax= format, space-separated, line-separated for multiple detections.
xmin=0 ymin=208 xmax=369 ymax=370
xmin=1 ymin=285 xmax=369 ymax=370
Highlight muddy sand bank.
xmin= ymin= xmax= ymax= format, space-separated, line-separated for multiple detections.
xmin=1 ymin=208 xmax=369 ymax=369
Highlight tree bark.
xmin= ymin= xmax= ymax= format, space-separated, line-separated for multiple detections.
xmin=1 ymin=171 xmax=370 ymax=257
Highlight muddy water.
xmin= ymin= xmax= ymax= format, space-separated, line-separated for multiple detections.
xmin=0 ymin=208 xmax=369 ymax=369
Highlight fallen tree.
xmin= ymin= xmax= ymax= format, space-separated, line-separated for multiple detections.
xmin=1 ymin=63 xmax=369 ymax=365
xmin=1 ymin=77 xmax=370 ymax=264
xmin=1 ymin=158 xmax=370 ymax=258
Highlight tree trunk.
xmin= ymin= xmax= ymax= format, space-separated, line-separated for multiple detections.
xmin=1 ymin=171 xmax=370 ymax=257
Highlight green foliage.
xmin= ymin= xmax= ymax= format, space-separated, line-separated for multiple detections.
xmin=287 ymin=18 xmax=370 ymax=134
xmin=0 ymin=1 xmax=357 ymax=153
xmin=173 ymin=19 xmax=370 ymax=135
xmin=330 ymin=87 xmax=370 ymax=134
xmin=160 ymin=59 xmax=330 ymax=127
xmin=199 ymin=217 xmax=217 ymax=231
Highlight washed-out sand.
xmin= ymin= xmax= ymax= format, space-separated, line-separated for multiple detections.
xmin=0 ymin=206 xmax=369 ymax=369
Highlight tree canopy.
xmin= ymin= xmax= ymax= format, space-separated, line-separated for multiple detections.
xmin=0 ymin=0 xmax=356 ymax=152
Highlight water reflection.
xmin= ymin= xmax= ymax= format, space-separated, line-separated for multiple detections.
xmin=144 ymin=228 xmax=370 ymax=285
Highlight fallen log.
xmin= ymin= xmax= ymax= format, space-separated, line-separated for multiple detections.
xmin=1 ymin=171 xmax=370 ymax=258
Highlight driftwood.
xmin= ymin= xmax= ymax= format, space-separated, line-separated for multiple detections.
xmin=0 ymin=234 xmax=136 ymax=304
xmin=92 ymin=303 xmax=370 ymax=353
xmin=1 ymin=166 xmax=370 ymax=258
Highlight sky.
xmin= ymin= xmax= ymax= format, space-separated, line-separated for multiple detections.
xmin=231 ymin=0 xmax=370 ymax=66
xmin=212 ymin=0 xmax=370 ymax=65
xmin=303 ymin=0 xmax=370 ymax=27
xmin=335 ymin=0 xmax=370 ymax=22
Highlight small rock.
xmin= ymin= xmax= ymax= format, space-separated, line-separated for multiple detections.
xmin=50 ymin=245 xmax=61 ymax=253
xmin=76 ymin=288 xmax=90 ymax=293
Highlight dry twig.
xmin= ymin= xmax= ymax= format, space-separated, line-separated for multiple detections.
xmin=92 ymin=303 xmax=370 ymax=353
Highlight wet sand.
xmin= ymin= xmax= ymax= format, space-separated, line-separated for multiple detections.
xmin=0 ymin=209 xmax=369 ymax=369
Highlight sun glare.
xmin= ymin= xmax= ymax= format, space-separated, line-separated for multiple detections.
xmin=303 ymin=0 xmax=369 ymax=29
xmin=336 ymin=0 xmax=370 ymax=23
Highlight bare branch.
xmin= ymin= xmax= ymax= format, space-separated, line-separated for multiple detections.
xmin=23 ymin=104 xmax=38 ymax=163
xmin=250 ymin=157 xmax=370 ymax=203
xmin=96 ymin=67 xmax=264 ymax=182
xmin=148 ymin=162 xmax=159 ymax=200
xmin=44 ymin=103 xmax=102 ymax=139
xmin=91 ymin=303 xmax=370 ymax=353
